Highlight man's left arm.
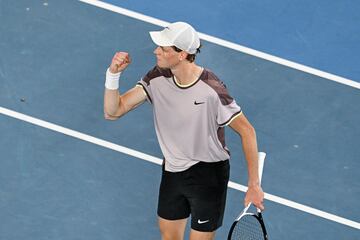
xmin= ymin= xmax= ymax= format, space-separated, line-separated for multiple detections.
xmin=229 ymin=113 xmax=265 ymax=210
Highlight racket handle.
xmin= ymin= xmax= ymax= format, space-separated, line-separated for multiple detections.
xmin=257 ymin=152 xmax=266 ymax=213
xmin=258 ymin=152 xmax=266 ymax=184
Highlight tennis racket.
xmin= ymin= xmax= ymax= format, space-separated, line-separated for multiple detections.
xmin=227 ymin=152 xmax=268 ymax=240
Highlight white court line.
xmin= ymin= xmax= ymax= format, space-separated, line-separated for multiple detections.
xmin=1 ymin=106 xmax=359 ymax=230
xmin=78 ymin=0 xmax=360 ymax=90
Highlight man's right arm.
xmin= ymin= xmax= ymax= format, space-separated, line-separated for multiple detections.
xmin=104 ymin=86 xmax=146 ymax=120
xmin=103 ymin=51 xmax=146 ymax=120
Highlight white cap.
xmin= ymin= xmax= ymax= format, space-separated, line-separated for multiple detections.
xmin=149 ymin=22 xmax=200 ymax=54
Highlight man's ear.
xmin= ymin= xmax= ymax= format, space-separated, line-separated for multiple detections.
xmin=179 ymin=51 xmax=188 ymax=61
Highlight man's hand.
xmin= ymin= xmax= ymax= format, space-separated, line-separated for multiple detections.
xmin=244 ymin=185 xmax=265 ymax=211
xmin=109 ymin=52 xmax=131 ymax=73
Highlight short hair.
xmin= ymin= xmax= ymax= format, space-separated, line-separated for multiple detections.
xmin=172 ymin=44 xmax=202 ymax=63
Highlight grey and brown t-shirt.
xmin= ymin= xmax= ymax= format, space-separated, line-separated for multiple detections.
xmin=137 ymin=66 xmax=242 ymax=172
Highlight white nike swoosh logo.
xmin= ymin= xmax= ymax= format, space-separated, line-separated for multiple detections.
xmin=197 ymin=219 xmax=210 ymax=224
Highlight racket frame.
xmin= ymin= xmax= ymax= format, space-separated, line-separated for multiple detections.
xmin=228 ymin=203 xmax=268 ymax=240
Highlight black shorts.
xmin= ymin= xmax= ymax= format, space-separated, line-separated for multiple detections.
xmin=157 ymin=160 xmax=230 ymax=232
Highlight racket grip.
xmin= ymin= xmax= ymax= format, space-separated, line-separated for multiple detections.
xmin=258 ymin=152 xmax=266 ymax=184
xmin=257 ymin=152 xmax=266 ymax=213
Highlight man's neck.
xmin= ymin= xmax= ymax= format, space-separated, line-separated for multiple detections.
xmin=171 ymin=62 xmax=202 ymax=85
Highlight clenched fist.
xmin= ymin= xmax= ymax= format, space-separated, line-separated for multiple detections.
xmin=109 ymin=52 xmax=131 ymax=74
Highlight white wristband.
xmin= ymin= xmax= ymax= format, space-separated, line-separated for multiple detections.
xmin=105 ymin=68 xmax=121 ymax=90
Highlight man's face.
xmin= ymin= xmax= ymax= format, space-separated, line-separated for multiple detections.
xmin=153 ymin=46 xmax=181 ymax=69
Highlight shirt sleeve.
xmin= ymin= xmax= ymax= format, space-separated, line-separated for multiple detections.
xmin=136 ymin=80 xmax=152 ymax=104
xmin=135 ymin=66 xmax=172 ymax=104
xmin=215 ymin=83 xmax=242 ymax=126
xmin=136 ymin=67 xmax=157 ymax=104
xmin=217 ymin=99 xmax=242 ymax=126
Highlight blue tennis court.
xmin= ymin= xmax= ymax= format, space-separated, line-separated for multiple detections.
xmin=1 ymin=0 xmax=359 ymax=239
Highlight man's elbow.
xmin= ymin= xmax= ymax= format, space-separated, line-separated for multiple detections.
xmin=104 ymin=112 xmax=120 ymax=121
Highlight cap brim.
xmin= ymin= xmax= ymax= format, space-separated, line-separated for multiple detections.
xmin=149 ymin=31 xmax=173 ymax=47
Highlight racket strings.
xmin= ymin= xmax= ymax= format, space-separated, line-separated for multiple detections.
xmin=231 ymin=215 xmax=265 ymax=240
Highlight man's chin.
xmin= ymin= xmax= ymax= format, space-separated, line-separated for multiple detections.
xmin=156 ymin=63 xmax=170 ymax=70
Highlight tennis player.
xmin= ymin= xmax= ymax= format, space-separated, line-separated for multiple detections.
xmin=103 ymin=22 xmax=264 ymax=240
